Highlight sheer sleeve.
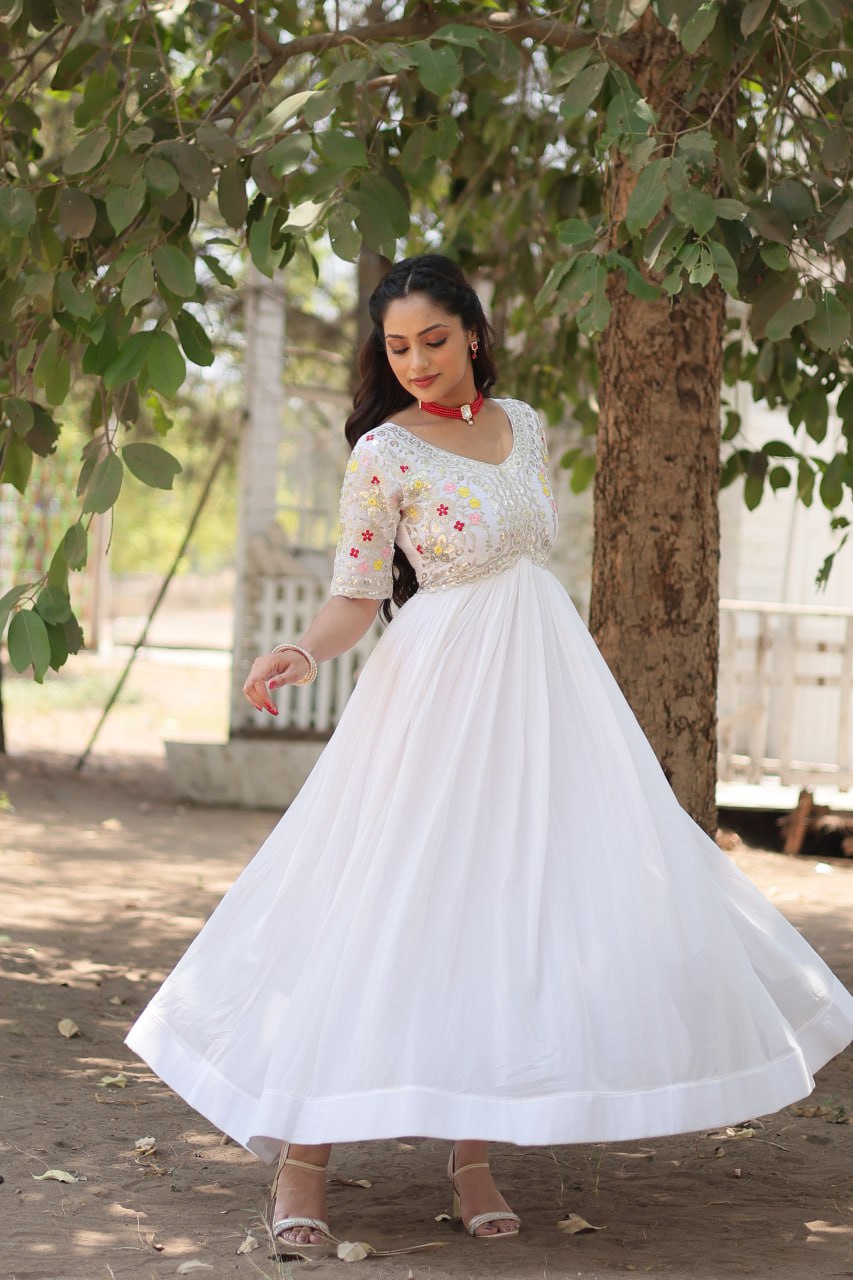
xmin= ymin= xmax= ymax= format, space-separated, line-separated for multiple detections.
xmin=329 ymin=432 xmax=403 ymax=600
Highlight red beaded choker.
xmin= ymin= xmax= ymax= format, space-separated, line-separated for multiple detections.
xmin=418 ymin=389 xmax=484 ymax=425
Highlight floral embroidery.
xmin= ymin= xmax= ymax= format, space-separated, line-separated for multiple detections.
xmin=470 ymin=512 xmax=481 ymax=524
xmin=373 ymin=558 xmax=383 ymax=570
xmin=371 ymin=475 xmax=380 ymax=484
xmin=443 ymin=481 xmax=456 ymax=493
xmin=437 ymin=503 xmax=449 ymax=515
xmin=349 ymin=548 xmax=359 ymax=558
xmin=468 ymin=498 xmax=481 ymax=509
xmin=400 ymin=464 xmax=409 ymax=472
xmin=416 ymin=544 xmax=423 ymax=554
xmin=458 ymin=486 xmax=470 ymax=497
xmin=365 ymin=434 xmax=374 ymax=441
xmin=362 ymin=529 xmax=373 ymax=541
xmin=454 ymin=521 xmax=465 ymax=531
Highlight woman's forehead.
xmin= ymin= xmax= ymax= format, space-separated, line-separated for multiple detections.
xmin=383 ymin=293 xmax=460 ymax=336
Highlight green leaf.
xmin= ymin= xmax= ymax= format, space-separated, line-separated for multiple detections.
xmin=822 ymin=127 xmax=850 ymax=173
xmin=765 ymin=296 xmax=816 ymax=342
xmin=0 ymin=187 xmax=37 ymax=236
xmin=0 ymin=583 xmax=32 ymax=636
xmin=51 ymin=42 xmax=98 ymax=91
xmin=709 ymin=241 xmax=739 ymax=296
xmin=105 ymin=173 xmax=146 ymax=234
xmin=410 ymin=43 xmax=462 ymax=97
xmin=741 ymin=0 xmax=771 ymax=35
xmin=625 ymin=158 xmax=670 ymax=234
xmin=327 ymin=203 xmax=361 ymax=263
xmin=153 ymin=245 xmax=197 ymax=298
xmin=8 ymin=609 xmax=51 ymax=682
xmin=318 ymin=131 xmax=368 ymax=169
xmin=743 ymin=471 xmax=764 ymax=510
xmin=56 ymin=271 xmax=95 ymax=319
xmin=145 ymin=155 xmax=180 ymax=199
xmin=607 ymin=252 xmax=660 ymax=300
xmin=283 ymin=200 xmax=324 ymax=232
xmin=556 ymin=218 xmax=599 ymax=247
xmin=103 ymin=331 xmax=152 ymax=390
xmin=121 ymin=255 xmax=155 ymax=311
xmin=797 ymin=459 xmax=815 ymax=506
xmin=668 ymin=164 xmax=715 ymax=235
xmin=46 ymin=620 xmax=69 ymax=672
xmin=748 ymin=203 xmax=793 ymax=245
xmin=35 ymin=586 xmax=72 ymax=625
xmin=63 ymin=126 xmax=111 ymax=175
xmin=264 ymin=134 xmax=313 ymax=178
xmin=251 ymin=90 xmax=322 ymax=143
xmin=145 ymin=330 xmax=186 ymax=397
xmin=770 ymin=179 xmax=814 ymax=225
xmin=577 ymin=262 xmax=611 ymax=335
xmin=57 ymin=187 xmax=97 ymax=239
xmin=218 ymin=161 xmax=248 ymax=229
xmin=351 ymin=175 xmax=409 ymax=256
xmin=768 ymin=465 xmax=791 ymax=491
xmin=759 ymin=243 xmax=789 ymax=272
xmin=713 ymin=198 xmax=747 ymax=221
xmin=326 ymin=57 xmax=374 ymax=86
xmin=549 ymin=46 xmax=593 ymax=88
xmin=61 ymin=522 xmax=88 ymax=569
xmin=175 ymin=310 xmax=214 ymax=366
xmin=806 ymin=292 xmax=851 ymax=352
xmin=681 ymin=3 xmax=719 ymax=53
xmin=82 ymin=453 xmax=123 ymax=514
xmin=4 ymin=398 xmax=34 ymax=435
xmin=825 ymin=198 xmax=853 ymax=244
xmin=570 ymin=452 xmax=596 ymax=494
xmin=819 ymin=456 xmax=845 ymax=509
xmin=121 ymin=442 xmax=182 ymax=489
xmin=432 ymin=23 xmax=486 ymax=51
xmin=560 ymin=62 xmax=609 ymax=118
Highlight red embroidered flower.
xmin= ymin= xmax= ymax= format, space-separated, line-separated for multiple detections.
xmin=371 ymin=475 xmax=380 ymax=484
xmin=437 ymin=503 xmax=449 ymax=515
xmin=454 ymin=520 xmax=465 ymax=531
xmin=365 ymin=434 xmax=375 ymax=441
xmin=349 ymin=548 xmax=359 ymax=558
xmin=362 ymin=529 xmax=373 ymax=542
xmin=400 ymin=464 xmax=409 ymax=472
xmin=416 ymin=544 xmax=423 ymax=554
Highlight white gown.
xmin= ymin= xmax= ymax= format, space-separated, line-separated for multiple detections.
xmin=126 ymin=397 xmax=853 ymax=1162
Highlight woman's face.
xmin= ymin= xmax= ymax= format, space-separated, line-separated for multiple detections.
xmin=382 ymin=293 xmax=476 ymax=405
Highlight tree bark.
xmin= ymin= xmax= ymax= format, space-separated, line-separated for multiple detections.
xmin=589 ymin=16 xmax=732 ymax=835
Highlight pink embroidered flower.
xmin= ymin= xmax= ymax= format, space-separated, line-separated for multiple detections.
xmin=437 ymin=503 xmax=449 ymax=515
xmin=357 ymin=561 xmax=369 ymax=573
xmin=381 ymin=546 xmax=391 ymax=558
xmin=470 ymin=512 xmax=481 ymax=524
xmin=365 ymin=434 xmax=374 ymax=441
xmin=443 ymin=481 xmax=456 ymax=493
xmin=362 ymin=529 xmax=373 ymax=542
xmin=349 ymin=547 xmax=359 ymax=558
xmin=454 ymin=520 xmax=465 ymax=531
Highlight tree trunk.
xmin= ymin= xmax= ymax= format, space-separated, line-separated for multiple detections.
xmin=589 ymin=17 xmax=732 ymax=835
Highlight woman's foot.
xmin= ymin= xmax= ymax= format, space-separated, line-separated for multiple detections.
xmin=271 ymin=1142 xmax=332 ymax=1249
xmin=450 ymin=1140 xmax=520 ymax=1236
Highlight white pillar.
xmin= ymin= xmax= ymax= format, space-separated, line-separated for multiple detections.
xmin=229 ymin=265 xmax=286 ymax=732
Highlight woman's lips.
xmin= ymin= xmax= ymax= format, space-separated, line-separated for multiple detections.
xmin=412 ymin=375 xmax=438 ymax=388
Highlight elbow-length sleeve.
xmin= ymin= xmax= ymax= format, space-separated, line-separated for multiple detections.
xmin=329 ymin=432 xmax=403 ymax=600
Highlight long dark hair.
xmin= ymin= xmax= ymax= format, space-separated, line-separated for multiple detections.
xmin=344 ymin=254 xmax=498 ymax=622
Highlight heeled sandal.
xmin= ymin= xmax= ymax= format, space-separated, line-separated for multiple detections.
xmin=447 ymin=1147 xmax=521 ymax=1239
xmin=268 ymin=1142 xmax=337 ymax=1260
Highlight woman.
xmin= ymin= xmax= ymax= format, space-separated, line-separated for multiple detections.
xmin=126 ymin=254 xmax=853 ymax=1261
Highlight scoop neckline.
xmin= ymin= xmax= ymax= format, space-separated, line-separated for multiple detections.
xmin=383 ymin=397 xmax=517 ymax=469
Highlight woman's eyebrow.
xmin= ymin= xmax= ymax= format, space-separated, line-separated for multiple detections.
xmin=385 ymin=323 xmax=450 ymax=341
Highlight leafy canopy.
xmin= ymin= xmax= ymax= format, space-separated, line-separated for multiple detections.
xmin=1 ymin=0 xmax=851 ymax=679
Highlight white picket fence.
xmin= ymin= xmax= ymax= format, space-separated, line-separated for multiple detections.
xmin=235 ymin=571 xmax=853 ymax=789
xmin=718 ymin=599 xmax=853 ymax=787
xmin=233 ymin=572 xmax=383 ymax=735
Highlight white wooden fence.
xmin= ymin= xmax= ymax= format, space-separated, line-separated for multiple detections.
xmin=236 ymin=570 xmax=853 ymax=789
xmin=232 ymin=572 xmax=383 ymax=735
xmin=718 ymin=599 xmax=853 ymax=788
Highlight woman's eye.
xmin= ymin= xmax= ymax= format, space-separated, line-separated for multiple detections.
xmin=427 ymin=339 xmax=447 ymax=349
xmin=389 ymin=348 xmax=408 ymax=357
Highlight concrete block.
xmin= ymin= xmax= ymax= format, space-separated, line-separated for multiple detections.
xmin=164 ymin=738 xmax=325 ymax=810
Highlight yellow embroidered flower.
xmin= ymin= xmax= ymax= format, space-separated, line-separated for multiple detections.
xmin=373 ymin=559 xmax=383 ymax=570
xmin=348 ymin=459 xmax=359 ymax=473
xmin=458 ymin=486 xmax=470 ymax=497
xmin=468 ymin=497 xmax=481 ymax=508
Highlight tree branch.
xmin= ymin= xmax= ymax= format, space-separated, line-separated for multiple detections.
xmin=207 ymin=7 xmax=633 ymax=122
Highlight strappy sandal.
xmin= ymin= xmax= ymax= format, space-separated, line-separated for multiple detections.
xmin=447 ymin=1147 xmax=521 ymax=1239
xmin=268 ymin=1142 xmax=337 ymax=1260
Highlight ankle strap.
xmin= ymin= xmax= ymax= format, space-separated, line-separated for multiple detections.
xmin=283 ymin=1156 xmax=327 ymax=1173
xmin=453 ymin=1161 xmax=490 ymax=1176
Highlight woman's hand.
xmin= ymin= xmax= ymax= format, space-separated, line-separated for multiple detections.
xmin=242 ymin=649 xmax=312 ymax=716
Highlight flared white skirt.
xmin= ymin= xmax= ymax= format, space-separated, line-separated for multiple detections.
xmin=126 ymin=557 xmax=853 ymax=1160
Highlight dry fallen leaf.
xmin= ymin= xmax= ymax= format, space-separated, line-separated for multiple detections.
xmin=791 ymin=1105 xmax=832 ymax=1118
xmin=98 ymin=1072 xmax=128 ymax=1088
xmin=176 ymin=1264 xmax=214 ymax=1275
xmin=731 ymin=1167 xmax=743 ymax=1178
xmin=57 ymin=1018 xmax=79 ymax=1038
xmin=556 ymin=1213 xmax=604 ymax=1235
xmin=108 ymin=995 xmax=125 ymax=1006
xmin=236 ymin=1232 xmax=259 ymax=1255
xmin=134 ymin=1136 xmax=157 ymax=1155
xmin=333 ymin=1175 xmax=372 ymax=1188
xmin=338 ymin=1241 xmax=373 ymax=1262
xmin=32 ymin=1169 xmax=78 ymax=1183
xmin=434 ymin=1211 xmax=451 ymax=1222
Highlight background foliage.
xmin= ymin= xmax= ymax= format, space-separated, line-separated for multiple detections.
xmin=1 ymin=0 xmax=851 ymax=680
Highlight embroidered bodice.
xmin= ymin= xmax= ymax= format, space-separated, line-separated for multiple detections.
xmin=329 ymin=398 xmax=559 ymax=600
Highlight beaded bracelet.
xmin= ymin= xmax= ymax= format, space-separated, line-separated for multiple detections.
xmin=271 ymin=643 xmax=318 ymax=686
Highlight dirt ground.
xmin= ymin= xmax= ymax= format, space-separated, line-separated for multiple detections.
xmin=2 ymin=742 xmax=853 ymax=1280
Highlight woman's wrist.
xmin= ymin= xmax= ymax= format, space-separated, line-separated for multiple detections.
xmin=271 ymin=643 xmax=318 ymax=686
